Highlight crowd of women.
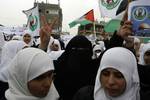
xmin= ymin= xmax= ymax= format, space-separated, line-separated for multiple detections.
xmin=0 ymin=15 xmax=150 ymax=100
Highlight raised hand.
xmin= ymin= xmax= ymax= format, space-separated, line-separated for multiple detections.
xmin=117 ymin=20 xmax=132 ymax=39
xmin=39 ymin=15 xmax=58 ymax=50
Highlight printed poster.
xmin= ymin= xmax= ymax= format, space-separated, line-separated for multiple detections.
xmin=128 ymin=1 xmax=150 ymax=37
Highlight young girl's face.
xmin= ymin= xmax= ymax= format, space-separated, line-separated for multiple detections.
xmin=27 ymin=70 xmax=54 ymax=98
xmin=23 ymin=33 xmax=31 ymax=44
xmin=100 ymin=68 xmax=126 ymax=97
xmin=50 ymin=42 xmax=59 ymax=51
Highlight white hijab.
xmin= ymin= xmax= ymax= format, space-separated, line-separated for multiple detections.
xmin=47 ymin=38 xmax=63 ymax=60
xmin=94 ymin=47 xmax=140 ymax=100
xmin=139 ymin=43 xmax=150 ymax=65
xmin=48 ymin=50 xmax=64 ymax=60
xmin=12 ymin=35 xmax=22 ymax=41
xmin=5 ymin=48 xmax=59 ymax=100
xmin=92 ymin=42 xmax=105 ymax=59
xmin=0 ymin=32 xmax=5 ymax=63
xmin=47 ymin=38 xmax=61 ymax=53
xmin=134 ymin=37 xmax=140 ymax=44
xmin=0 ymin=32 xmax=5 ymax=48
xmin=0 ymin=40 xmax=27 ymax=82
xmin=23 ymin=30 xmax=34 ymax=46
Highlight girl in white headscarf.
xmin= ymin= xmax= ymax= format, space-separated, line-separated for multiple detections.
xmin=92 ymin=41 xmax=105 ymax=59
xmin=134 ymin=37 xmax=141 ymax=51
xmin=0 ymin=40 xmax=28 ymax=82
xmin=5 ymin=48 xmax=59 ymax=100
xmin=47 ymin=38 xmax=59 ymax=53
xmin=133 ymin=37 xmax=141 ymax=62
xmin=138 ymin=43 xmax=150 ymax=65
xmin=47 ymin=38 xmax=64 ymax=60
xmin=72 ymin=47 xmax=140 ymax=100
xmin=94 ymin=47 xmax=140 ymax=100
xmin=0 ymin=40 xmax=28 ymax=100
xmin=23 ymin=30 xmax=34 ymax=46
xmin=137 ymin=43 xmax=150 ymax=100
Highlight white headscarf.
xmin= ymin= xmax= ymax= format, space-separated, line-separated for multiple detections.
xmin=47 ymin=38 xmax=63 ymax=60
xmin=47 ymin=36 xmax=55 ymax=53
xmin=0 ymin=40 xmax=28 ymax=82
xmin=139 ymin=43 xmax=150 ymax=65
xmin=48 ymin=50 xmax=65 ymax=60
xmin=92 ymin=41 xmax=105 ymax=59
xmin=134 ymin=37 xmax=140 ymax=43
xmin=0 ymin=32 xmax=5 ymax=63
xmin=0 ymin=32 xmax=5 ymax=48
xmin=47 ymin=38 xmax=61 ymax=53
xmin=53 ymin=39 xmax=61 ymax=51
xmin=23 ymin=30 xmax=34 ymax=46
xmin=5 ymin=48 xmax=59 ymax=100
xmin=94 ymin=47 xmax=140 ymax=100
xmin=12 ymin=35 xmax=22 ymax=41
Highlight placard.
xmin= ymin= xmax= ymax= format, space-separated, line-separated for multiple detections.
xmin=128 ymin=1 xmax=150 ymax=37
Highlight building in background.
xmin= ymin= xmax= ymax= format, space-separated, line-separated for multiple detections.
xmin=78 ymin=21 xmax=105 ymax=36
xmin=34 ymin=1 xmax=63 ymax=34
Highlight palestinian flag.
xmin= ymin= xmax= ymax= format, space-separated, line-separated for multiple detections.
xmin=69 ymin=9 xmax=94 ymax=28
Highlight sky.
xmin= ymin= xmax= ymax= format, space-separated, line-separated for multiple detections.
xmin=0 ymin=0 xmax=103 ymax=34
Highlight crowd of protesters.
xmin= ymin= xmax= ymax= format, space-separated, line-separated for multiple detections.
xmin=0 ymin=8 xmax=150 ymax=100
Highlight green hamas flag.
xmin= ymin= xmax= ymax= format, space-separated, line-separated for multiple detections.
xmin=104 ymin=19 xmax=121 ymax=33
xmin=23 ymin=4 xmax=40 ymax=36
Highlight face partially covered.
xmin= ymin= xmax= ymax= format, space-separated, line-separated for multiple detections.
xmin=100 ymin=68 xmax=126 ymax=97
xmin=27 ymin=70 xmax=54 ymax=98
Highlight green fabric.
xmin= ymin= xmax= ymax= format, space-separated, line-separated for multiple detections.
xmin=80 ymin=20 xmax=92 ymax=25
xmin=142 ymin=37 xmax=150 ymax=43
xmin=104 ymin=19 xmax=121 ymax=33
xmin=69 ymin=21 xmax=78 ymax=28
xmin=69 ymin=19 xmax=92 ymax=28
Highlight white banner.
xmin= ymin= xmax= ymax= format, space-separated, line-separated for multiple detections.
xmin=99 ymin=0 xmax=128 ymax=19
xmin=0 ymin=26 xmax=25 ymax=35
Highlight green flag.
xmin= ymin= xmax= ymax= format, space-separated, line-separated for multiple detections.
xmin=104 ymin=19 xmax=121 ymax=33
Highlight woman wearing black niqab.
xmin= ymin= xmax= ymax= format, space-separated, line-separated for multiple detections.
xmin=54 ymin=35 xmax=99 ymax=100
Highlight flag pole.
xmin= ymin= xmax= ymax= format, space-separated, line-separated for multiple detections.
xmin=58 ymin=0 xmax=60 ymax=7
xmin=121 ymin=0 xmax=132 ymax=24
xmin=83 ymin=25 xmax=85 ymax=35
xmin=93 ymin=21 xmax=96 ymax=43
xmin=93 ymin=21 xmax=96 ymax=35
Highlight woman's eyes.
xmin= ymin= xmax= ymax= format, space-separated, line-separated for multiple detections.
xmin=34 ymin=75 xmax=45 ymax=80
xmin=101 ymin=71 xmax=124 ymax=79
xmin=102 ymin=71 xmax=110 ymax=76
xmin=34 ymin=73 xmax=53 ymax=80
xmin=114 ymin=73 xmax=124 ymax=79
